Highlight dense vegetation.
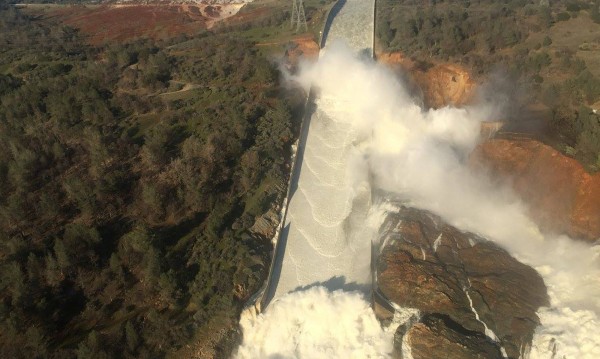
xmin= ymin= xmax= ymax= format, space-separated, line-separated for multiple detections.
xmin=0 ymin=4 xmax=305 ymax=358
xmin=377 ymin=0 xmax=600 ymax=170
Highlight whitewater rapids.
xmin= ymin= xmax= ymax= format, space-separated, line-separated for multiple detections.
xmin=264 ymin=0 xmax=376 ymax=304
xmin=236 ymin=0 xmax=600 ymax=358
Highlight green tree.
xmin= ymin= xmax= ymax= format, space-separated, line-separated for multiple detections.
xmin=538 ymin=6 xmax=553 ymax=28
xmin=54 ymin=239 xmax=70 ymax=270
xmin=44 ymin=254 xmax=62 ymax=287
xmin=125 ymin=321 xmax=139 ymax=352
xmin=592 ymin=0 xmax=600 ymax=23
xmin=1 ymin=261 xmax=25 ymax=305
xmin=24 ymin=326 xmax=48 ymax=358
xmin=378 ymin=21 xmax=393 ymax=47
xmin=542 ymin=35 xmax=552 ymax=46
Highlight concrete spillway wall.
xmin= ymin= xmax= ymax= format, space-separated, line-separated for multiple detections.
xmin=241 ymin=0 xmax=346 ymax=315
xmin=243 ymin=0 xmax=377 ymax=316
xmin=264 ymin=0 xmax=376 ymax=305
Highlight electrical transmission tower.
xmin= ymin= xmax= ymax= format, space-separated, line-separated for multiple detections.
xmin=291 ymin=0 xmax=308 ymax=33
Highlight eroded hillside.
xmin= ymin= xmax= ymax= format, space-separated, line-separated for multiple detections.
xmin=377 ymin=0 xmax=600 ymax=242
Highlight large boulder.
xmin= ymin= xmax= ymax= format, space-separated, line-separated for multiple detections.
xmin=470 ymin=138 xmax=600 ymax=242
xmin=406 ymin=314 xmax=503 ymax=359
xmin=377 ymin=208 xmax=548 ymax=359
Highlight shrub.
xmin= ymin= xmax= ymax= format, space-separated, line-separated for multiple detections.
xmin=556 ymin=12 xmax=571 ymax=21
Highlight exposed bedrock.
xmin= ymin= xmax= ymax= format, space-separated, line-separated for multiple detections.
xmin=378 ymin=208 xmax=548 ymax=359
xmin=376 ymin=51 xmax=476 ymax=108
xmin=406 ymin=314 xmax=504 ymax=359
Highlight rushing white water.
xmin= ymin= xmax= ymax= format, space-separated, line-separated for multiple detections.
xmin=292 ymin=45 xmax=600 ymax=358
xmin=266 ymin=0 xmax=376 ymax=303
xmin=236 ymin=2 xmax=391 ymax=358
xmin=237 ymin=287 xmax=393 ymax=359
xmin=237 ymin=1 xmax=600 ymax=358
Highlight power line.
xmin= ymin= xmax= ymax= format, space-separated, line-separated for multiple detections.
xmin=290 ymin=0 xmax=307 ymax=33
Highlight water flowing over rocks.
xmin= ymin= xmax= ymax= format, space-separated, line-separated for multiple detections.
xmin=405 ymin=314 xmax=503 ymax=359
xmin=377 ymin=51 xmax=600 ymax=242
xmin=378 ymin=207 xmax=548 ymax=359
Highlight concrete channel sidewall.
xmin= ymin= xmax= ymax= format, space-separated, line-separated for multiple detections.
xmin=243 ymin=0 xmax=387 ymax=315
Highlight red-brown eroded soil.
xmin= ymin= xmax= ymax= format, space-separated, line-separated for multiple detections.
xmin=378 ymin=52 xmax=599 ymax=241
xmin=471 ymin=139 xmax=600 ymax=242
xmin=46 ymin=3 xmax=254 ymax=45
xmin=286 ymin=35 xmax=320 ymax=64
xmin=378 ymin=51 xmax=476 ymax=108
xmin=221 ymin=6 xmax=269 ymax=27
xmin=50 ymin=5 xmax=209 ymax=44
xmin=418 ymin=64 xmax=476 ymax=108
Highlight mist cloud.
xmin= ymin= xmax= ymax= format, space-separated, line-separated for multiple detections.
xmin=237 ymin=42 xmax=600 ymax=358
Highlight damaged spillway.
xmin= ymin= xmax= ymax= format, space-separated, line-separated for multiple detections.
xmin=237 ymin=1 xmax=600 ymax=357
xmin=264 ymin=0 xmax=376 ymax=305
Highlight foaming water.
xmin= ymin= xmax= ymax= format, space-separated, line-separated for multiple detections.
xmin=294 ymin=44 xmax=600 ymax=358
xmin=236 ymin=287 xmax=392 ymax=359
xmin=238 ymin=1 xmax=599 ymax=357
xmin=268 ymin=0 xmax=376 ymax=302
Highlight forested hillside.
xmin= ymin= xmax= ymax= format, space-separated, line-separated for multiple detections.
xmin=377 ymin=0 xmax=600 ymax=171
xmin=0 ymin=4 xmax=304 ymax=358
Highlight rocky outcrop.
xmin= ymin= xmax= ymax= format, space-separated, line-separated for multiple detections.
xmin=470 ymin=138 xmax=600 ymax=242
xmin=378 ymin=53 xmax=599 ymax=242
xmin=378 ymin=208 xmax=548 ymax=359
xmin=284 ymin=36 xmax=320 ymax=69
xmin=377 ymin=51 xmax=415 ymax=69
xmin=377 ymin=51 xmax=476 ymax=108
xmin=249 ymin=207 xmax=280 ymax=239
xmin=407 ymin=314 xmax=503 ymax=359
xmin=416 ymin=64 xmax=476 ymax=109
